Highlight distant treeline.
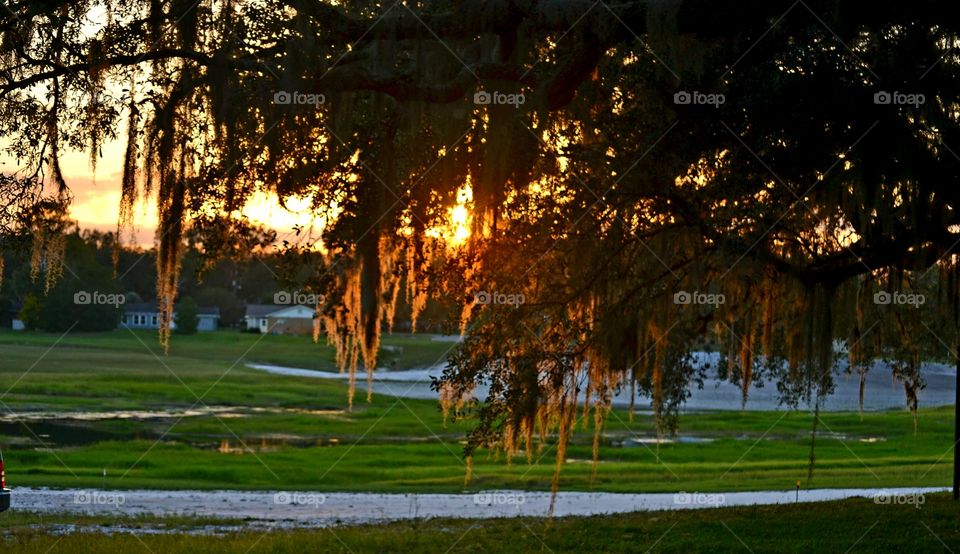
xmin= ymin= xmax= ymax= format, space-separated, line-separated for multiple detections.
xmin=0 ymin=227 xmax=454 ymax=333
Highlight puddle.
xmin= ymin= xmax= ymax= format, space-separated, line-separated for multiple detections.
xmin=10 ymin=486 xmax=948 ymax=530
xmin=0 ymin=421 xmax=444 ymax=451
xmin=247 ymin=363 xmax=439 ymax=383
xmin=0 ymin=407 xmax=248 ymax=423
xmin=0 ymin=420 xmax=130 ymax=447
xmin=0 ymin=406 xmax=346 ymax=424
xmin=0 ymin=405 xmax=348 ymax=450
xmin=621 ymin=436 xmax=715 ymax=446
xmin=28 ymin=523 xmax=266 ymax=537
xmin=213 ymin=437 xmax=341 ymax=453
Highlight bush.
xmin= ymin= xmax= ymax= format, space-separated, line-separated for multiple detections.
xmin=174 ymin=297 xmax=199 ymax=335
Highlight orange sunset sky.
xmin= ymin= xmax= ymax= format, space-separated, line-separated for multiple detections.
xmin=2 ymin=137 xmax=327 ymax=249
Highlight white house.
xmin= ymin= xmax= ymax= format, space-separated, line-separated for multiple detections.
xmin=121 ymin=302 xmax=220 ymax=331
xmin=244 ymin=304 xmax=315 ymax=335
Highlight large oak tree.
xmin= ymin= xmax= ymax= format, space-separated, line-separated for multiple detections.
xmin=2 ymin=0 xmax=958 ymax=496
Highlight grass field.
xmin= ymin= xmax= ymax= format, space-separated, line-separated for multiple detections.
xmin=0 ymin=329 xmax=956 ymax=494
xmin=2 ymin=494 xmax=958 ymax=552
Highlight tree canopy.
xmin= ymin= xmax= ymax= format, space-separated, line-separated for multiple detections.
xmin=2 ymin=0 xmax=959 ymax=496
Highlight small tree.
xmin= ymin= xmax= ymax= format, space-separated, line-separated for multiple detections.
xmin=18 ymin=294 xmax=42 ymax=330
xmin=174 ymin=297 xmax=199 ymax=335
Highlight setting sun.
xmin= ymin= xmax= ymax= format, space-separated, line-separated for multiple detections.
xmin=426 ymin=182 xmax=473 ymax=247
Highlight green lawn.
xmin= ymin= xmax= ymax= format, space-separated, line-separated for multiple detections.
xmin=2 ymin=494 xmax=959 ymax=552
xmin=0 ymin=330 xmax=955 ymax=494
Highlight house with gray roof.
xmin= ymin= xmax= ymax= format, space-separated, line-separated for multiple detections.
xmin=244 ymin=304 xmax=315 ymax=335
xmin=121 ymin=302 xmax=220 ymax=332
